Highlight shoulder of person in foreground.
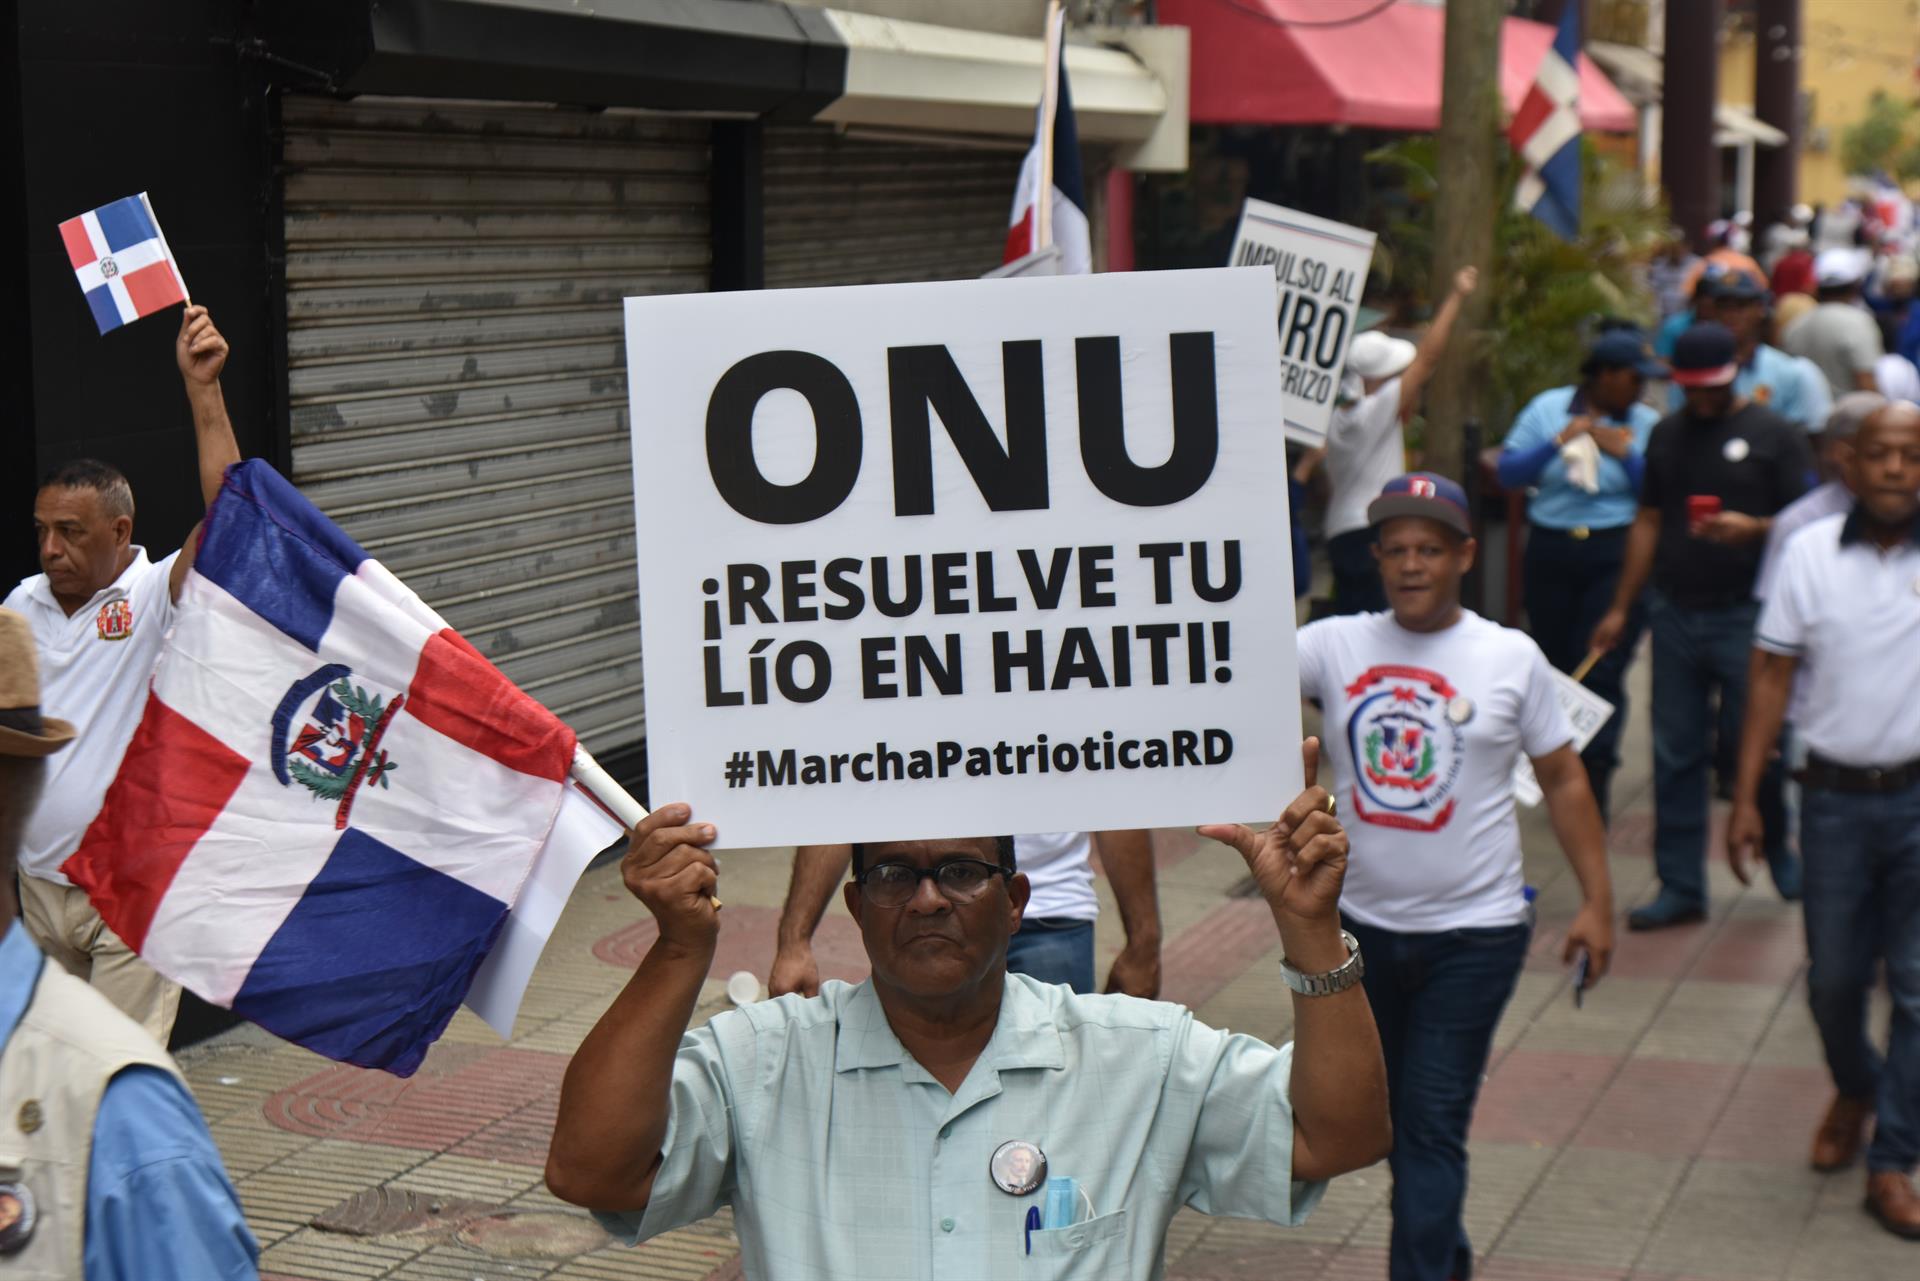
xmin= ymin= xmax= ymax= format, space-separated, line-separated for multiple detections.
xmin=86 ymin=1065 xmax=259 ymax=1281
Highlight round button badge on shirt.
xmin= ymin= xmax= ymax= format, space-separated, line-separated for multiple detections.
xmin=1723 ymin=437 xmax=1750 ymax=463
xmin=0 ymin=1183 xmax=37 ymax=1255
xmin=1446 ymin=697 xmax=1475 ymax=726
xmin=990 ymin=1139 xmax=1048 ymax=1196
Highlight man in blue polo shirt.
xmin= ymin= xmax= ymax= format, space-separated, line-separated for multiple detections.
xmin=1500 ymin=328 xmax=1666 ymax=819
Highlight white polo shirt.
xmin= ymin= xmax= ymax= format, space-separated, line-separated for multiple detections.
xmin=5 ymin=547 xmax=178 ymax=884
xmin=1755 ymin=512 xmax=1920 ymax=768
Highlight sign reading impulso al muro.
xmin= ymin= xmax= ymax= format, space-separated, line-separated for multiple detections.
xmin=1227 ymin=199 xmax=1377 ymax=447
xmin=625 ymin=268 xmax=1304 ymax=848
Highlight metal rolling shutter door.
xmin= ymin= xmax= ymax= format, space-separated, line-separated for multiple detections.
xmin=281 ymin=95 xmax=710 ymax=756
xmin=763 ymin=127 xmax=1025 ymax=287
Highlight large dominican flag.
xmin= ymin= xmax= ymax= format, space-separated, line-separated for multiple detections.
xmin=1509 ymin=1 xmax=1583 ymax=241
xmin=65 ymin=462 xmax=593 ymax=1075
xmin=58 ymin=193 xmax=189 ymax=334
xmin=1003 ymin=3 xmax=1091 ymax=275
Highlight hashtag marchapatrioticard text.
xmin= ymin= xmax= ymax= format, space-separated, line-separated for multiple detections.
xmin=723 ymin=728 xmax=1233 ymax=790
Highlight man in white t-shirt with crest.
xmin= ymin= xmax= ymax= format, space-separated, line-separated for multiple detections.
xmin=5 ymin=305 xmax=238 ymax=1043
xmin=1296 ymin=471 xmax=1616 ymax=1281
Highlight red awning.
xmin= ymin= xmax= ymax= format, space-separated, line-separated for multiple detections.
xmin=1160 ymin=0 xmax=1637 ymax=133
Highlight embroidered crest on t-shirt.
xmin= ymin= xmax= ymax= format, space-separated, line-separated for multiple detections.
xmin=1344 ymin=664 xmax=1465 ymax=832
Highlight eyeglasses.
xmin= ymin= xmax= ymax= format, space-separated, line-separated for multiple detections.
xmin=855 ymin=859 xmax=1010 ymax=908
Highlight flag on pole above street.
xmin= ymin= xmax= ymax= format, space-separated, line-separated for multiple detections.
xmin=58 ymin=192 xmax=189 ymax=334
xmin=63 ymin=460 xmax=618 ymax=1075
xmin=1509 ymin=1 xmax=1584 ymax=241
xmin=1003 ymin=2 xmax=1091 ymax=275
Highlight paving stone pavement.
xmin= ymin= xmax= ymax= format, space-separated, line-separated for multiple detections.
xmin=178 ymin=657 xmax=1920 ymax=1280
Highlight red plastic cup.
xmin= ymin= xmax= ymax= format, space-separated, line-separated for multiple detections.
xmin=1688 ymin=494 xmax=1722 ymax=534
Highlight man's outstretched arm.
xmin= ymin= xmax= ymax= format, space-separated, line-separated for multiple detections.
xmin=547 ymin=805 xmax=720 ymax=1212
xmin=1095 ymin=829 xmax=1162 ymax=998
xmin=170 ymin=304 xmax=240 ymax=600
xmin=1200 ymin=739 xmax=1390 ymax=1181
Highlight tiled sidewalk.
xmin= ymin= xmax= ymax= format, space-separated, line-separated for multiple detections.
xmin=180 ymin=673 xmax=1920 ymax=1280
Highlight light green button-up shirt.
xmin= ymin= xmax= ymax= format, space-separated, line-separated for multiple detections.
xmin=597 ymin=972 xmax=1326 ymax=1280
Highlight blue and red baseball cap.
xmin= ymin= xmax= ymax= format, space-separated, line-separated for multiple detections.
xmin=1368 ymin=472 xmax=1471 ymax=537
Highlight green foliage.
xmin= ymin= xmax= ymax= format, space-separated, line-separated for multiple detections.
xmin=1840 ymin=93 xmax=1915 ymax=180
xmin=1365 ymin=136 xmax=1665 ymax=438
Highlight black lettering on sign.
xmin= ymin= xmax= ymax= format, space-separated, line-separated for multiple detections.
xmin=706 ymin=351 xmax=862 ymax=525
xmin=889 ymin=342 xmax=1049 ymax=517
xmin=1076 ymin=333 xmax=1219 ymax=507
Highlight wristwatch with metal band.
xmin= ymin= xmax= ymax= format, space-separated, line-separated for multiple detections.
xmin=1278 ymin=930 xmax=1364 ymax=996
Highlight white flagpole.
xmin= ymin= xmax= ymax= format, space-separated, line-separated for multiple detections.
xmin=569 ymin=744 xmax=722 ymax=910
xmin=138 ymin=191 xmax=191 ymax=307
xmin=1035 ymin=0 xmax=1065 ymax=253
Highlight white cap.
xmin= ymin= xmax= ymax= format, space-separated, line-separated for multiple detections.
xmin=1344 ymin=330 xmax=1417 ymax=381
xmin=1815 ymin=247 xmax=1871 ymax=289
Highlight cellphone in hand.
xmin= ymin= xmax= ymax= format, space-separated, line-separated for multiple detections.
xmin=1571 ymin=949 xmax=1591 ymax=1009
xmin=1686 ymin=494 xmax=1722 ymax=533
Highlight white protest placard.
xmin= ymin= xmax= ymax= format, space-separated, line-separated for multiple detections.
xmin=1227 ymin=199 xmax=1377 ymax=447
xmin=1513 ymin=671 xmax=1615 ymax=807
xmin=625 ymin=268 xmax=1304 ymax=848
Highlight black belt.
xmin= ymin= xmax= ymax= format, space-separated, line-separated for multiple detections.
xmin=1799 ymin=752 xmax=1920 ymax=795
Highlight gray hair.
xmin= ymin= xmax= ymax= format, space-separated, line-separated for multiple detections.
xmin=38 ymin=458 xmax=134 ymax=521
xmin=1822 ymin=392 xmax=1887 ymax=442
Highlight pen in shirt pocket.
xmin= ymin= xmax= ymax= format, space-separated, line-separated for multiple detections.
xmin=1022 ymin=1177 xmax=1093 ymax=1254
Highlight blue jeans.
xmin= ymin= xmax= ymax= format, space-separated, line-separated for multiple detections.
xmin=1801 ymin=784 xmax=1920 ymax=1170
xmin=1524 ymin=526 xmax=1643 ymax=821
xmin=1345 ymin=917 xmax=1531 ymax=1281
xmin=1648 ymin=593 xmax=1788 ymax=907
xmin=1006 ymin=918 xmax=1095 ymax=993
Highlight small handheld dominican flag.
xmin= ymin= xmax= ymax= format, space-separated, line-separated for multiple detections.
xmin=58 ymin=192 xmax=189 ymax=335
xmin=1508 ymin=1 xmax=1583 ymax=242
xmin=64 ymin=461 xmax=608 ymax=1075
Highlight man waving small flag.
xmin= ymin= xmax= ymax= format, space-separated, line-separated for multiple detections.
xmin=1509 ymin=1 xmax=1584 ymax=241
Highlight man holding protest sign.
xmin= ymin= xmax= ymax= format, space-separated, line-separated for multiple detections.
xmin=547 ymin=752 xmax=1390 ymax=1279
xmin=1298 ymin=473 xmax=1615 ymax=1281
xmin=5 ymin=304 xmax=237 ymax=1040
xmin=1323 ymin=269 xmax=1479 ymax=616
